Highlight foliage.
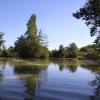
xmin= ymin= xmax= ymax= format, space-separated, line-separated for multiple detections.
xmin=90 ymin=72 xmax=100 ymax=97
xmin=50 ymin=43 xmax=100 ymax=60
xmin=26 ymin=14 xmax=37 ymax=39
xmin=50 ymin=43 xmax=78 ymax=58
xmin=0 ymin=32 xmax=6 ymax=57
xmin=0 ymin=32 xmax=5 ymax=50
xmin=73 ymin=0 xmax=100 ymax=44
xmin=0 ymin=13 xmax=99 ymax=60
xmin=14 ymin=14 xmax=49 ymax=58
xmin=2 ymin=46 xmax=7 ymax=57
xmin=58 ymin=45 xmax=66 ymax=58
xmin=7 ymin=46 xmax=16 ymax=57
xmin=80 ymin=44 xmax=100 ymax=59
xmin=68 ymin=43 xmax=78 ymax=58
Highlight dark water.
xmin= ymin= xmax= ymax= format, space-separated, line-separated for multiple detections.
xmin=0 ymin=59 xmax=100 ymax=100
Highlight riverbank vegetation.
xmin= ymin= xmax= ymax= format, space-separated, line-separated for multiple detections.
xmin=50 ymin=43 xmax=100 ymax=60
xmin=0 ymin=0 xmax=100 ymax=60
xmin=0 ymin=14 xmax=99 ymax=60
xmin=0 ymin=29 xmax=99 ymax=60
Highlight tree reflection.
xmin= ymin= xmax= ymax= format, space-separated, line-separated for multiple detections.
xmin=59 ymin=65 xmax=64 ymax=71
xmin=67 ymin=65 xmax=78 ymax=73
xmin=90 ymin=72 xmax=100 ymax=100
xmin=23 ymin=76 xmax=37 ymax=97
xmin=58 ymin=64 xmax=78 ymax=73
xmin=14 ymin=65 xmax=47 ymax=98
xmin=57 ymin=60 xmax=79 ymax=73
xmin=0 ymin=67 xmax=3 ymax=82
xmin=80 ymin=60 xmax=100 ymax=72
xmin=14 ymin=66 xmax=45 ymax=75
xmin=80 ymin=62 xmax=100 ymax=99
xmin=0 ymin=60 xmax=7 ymax=83
xmin=0 ymin=60 xmax=7 ymax=100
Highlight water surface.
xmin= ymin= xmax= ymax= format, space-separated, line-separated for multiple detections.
xmin=0 ymin=59 xmax=100 ymax=100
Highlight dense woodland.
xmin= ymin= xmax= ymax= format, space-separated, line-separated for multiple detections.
xmin=0 ymin=0 xmax=100 ymax=60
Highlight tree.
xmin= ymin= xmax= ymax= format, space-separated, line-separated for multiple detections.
xmin=80 ymin=44 xmax=100 ymax=59
xmin=68 ymin=43 xmax=78 ymax=58
xmin=14 ymin=35 xmax=28 ymax=58
xmin=0 ymin=32 xmax=5 ymax=57
xmin=58 ymin=45 xmax=66 ymax=58
xmin=15 ymin=35 xmax=39 ymax=58
xmin=14 ymin=14 xmax=49 ymax=58
xmin=50 ymin=49 xmax=59 ymax=58
xmin=7 ymin=46 xmax=16 ymax=57
xmin=0 ymin=32 xmax=5 ymax=49
xmin=26 ymin=14 xmax=37 ymax=39
xmin=90 ymin=72 xmax=100 ymax=98
xmin=50 ymin=43 xmax=78 ymax=58
xmin=2 ymin=46 xmax=7 ymax=57
xmin=36 ymin=29 xmax=48 ymax=47
xmin=73 ymin=0 xmax=100 ymax=44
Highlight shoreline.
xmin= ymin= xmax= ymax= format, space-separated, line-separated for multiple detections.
xmin=0 ymin=57 xmax=99 ymax=65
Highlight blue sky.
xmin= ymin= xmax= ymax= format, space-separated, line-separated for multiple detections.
xmin=0 ymin=0 xmax=95 ymax=50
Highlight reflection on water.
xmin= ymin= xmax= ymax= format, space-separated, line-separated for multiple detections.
xmin=0 ymin=59 xmax=100 ymax=100
xmin=89 ymin=72 xmax=100 ymax=100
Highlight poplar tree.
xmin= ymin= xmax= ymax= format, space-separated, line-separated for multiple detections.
xmin=26 ymin=14 xmax=37 ymax=39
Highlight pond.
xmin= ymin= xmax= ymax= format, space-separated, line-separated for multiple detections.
xmin=0 ymin=59 xmax=100 ymax=100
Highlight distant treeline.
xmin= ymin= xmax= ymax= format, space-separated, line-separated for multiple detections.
xmin=50 ymin=43 xmax=78 ymax=58
xmin=50 ymin=44 xmax=100 ymax=60
xmin=0 ymin=42 xmax=100 ymax=60
xmin=0 ymin=14 xmax=100 ymax=59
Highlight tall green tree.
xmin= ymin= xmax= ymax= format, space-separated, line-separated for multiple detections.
xmin=73 ymin=0 xmax=100 ymax=44
xmin=26 ymin=14 xmax=37 ymax=39
xmin=0 ymin=32 xmax=5 ymax=56
xmin=14 ymin=14 xmax=49 ymax=58
xmin=0 ymin=32 xmax=5 ymax=49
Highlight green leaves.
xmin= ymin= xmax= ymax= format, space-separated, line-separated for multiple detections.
xmin=14 ymin=14 xmax=49 ymax=58
xmin=73 ymin=0 xmax=100 ymax=44
xmin=50 ymin=43 xmax=78 ymax=58
xmin=0 ymin=32 xmax=5 ymax=49
xmin=26 ymin=14 xmax=37 ymax=39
